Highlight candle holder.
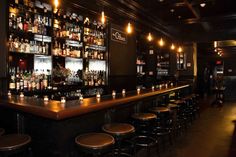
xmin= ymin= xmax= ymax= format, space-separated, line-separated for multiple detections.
xmin=43 ymin=95 xmax=49 ymax=102
xmin=112 ymin=90 xmax=116 ymax=97
xmin=122 ymin=89 xmax=126 ymax=96
xmin=96 ymin=92 xmax=101 ymax=99
xmin=61 ymin=97 xmax=66 ymax=103
xmin=137 ymin=88 xmax=141 ymax=94
xmin=7 ymin=90 xmax=11 ymax=97
xmin=165 ymin=83 xmax=168 ymax=88
xmin=20 ymin=92 xmax=24 ymax=98
xmin=79 ymin=94 xmax=83 ymax=102
xmin=152 ymin=86 xmax=155 ymax=91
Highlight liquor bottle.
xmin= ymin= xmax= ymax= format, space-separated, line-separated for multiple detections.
xmin=43 ymin=74 xmax=48 ymax=89
xmin=23 ymin=18 xmax=28 ymax=32
xmin=9 ymin=14 xmax=13 ymax=28
xmin=19 ymin=69 xmax=24 ymax=91
xmin=12 ymin=15 xmax=17 ymax=30
xmin=42 ymin=42 xmax=46 ymax=54
xmin=15 ymin=67 xmax=20 ymax=92
xmin=9 ymin=35 xmax=14 ymax=52
xmin=17 ymin=16 xmax=23 ymax=31
xmin=9 ymin=67 xmax=16 ymax=91
xmin=25 ymin=39 xmax=30 ymax=53
xmin=28 ymin=18 xmax=32 ymax=32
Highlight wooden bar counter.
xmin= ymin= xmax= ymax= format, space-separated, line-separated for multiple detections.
xmin=0 ymin=84 xmax=190 ymax=157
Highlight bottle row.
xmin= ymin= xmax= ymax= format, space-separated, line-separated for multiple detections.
xmin=9 ymin=11 xmax=51 ymax=35
xmin=54 ymin=20 xmax=82 ymax=41
xmin=9 ymin=35 xmax=49 ymax=54
xmin=84 ymin=50 xmax=105 ymax=60
xmin=83 ymin=69 xmax=106 ymax=86
xmin=52 ymin=41 xmax=82 ymax=58
xmin=9 ymin=67 xmax=51 ymax=92
xmin=8 ymin=66 xmax=107 ymax=92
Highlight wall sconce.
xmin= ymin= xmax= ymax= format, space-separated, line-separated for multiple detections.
xmin=126 ymin=22 xmax=132 ymax=34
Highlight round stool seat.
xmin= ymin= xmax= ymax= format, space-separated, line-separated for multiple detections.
xmin=132 ymin=113 xmax=157 ymax=121
xmin=75 ymin=133 xmax=115 ymax=150
xmin=149 ymin=107 xmax=170 ymax=113
xmin=171 ymin=100 xmax=185 ymax=105
xmin=102 ymin=123 xmax=135 ymax=136
xmin=168 ymin=103 xmax=178 ymax=109
xmin=0 ymin=134 xmax=31 ymax=151
xmin=169 ymin=99 xmax=176 ymax=103
xmin=0 ymin=128 xmax=4 ymax=136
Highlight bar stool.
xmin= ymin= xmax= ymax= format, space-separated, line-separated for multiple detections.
xmin=149 ymin=107 xmax=173 ymax=147
xmin=75 ymin=133 xmax=115 ymax=157
xmin=102 ymin=123 xmax=135 ymax=157
xmin=131 ymin=113 xmax=159 ymax=157
xmin=167 ymin=103 xmax=180 ymax=138
xmin=191 ymin=94 xmax=200 ymax=118
xmin=0 ymin=128 xmax=4 ymax=136
xmin=182 ymin=96 xmax=195 ymax=124
xmin=131 ymin=113 xmax=157 ymax=135
xmin=0 ymin=134 xmax=31 ymax=157
xmin=170 ymin=100 xmax=188 ymax=133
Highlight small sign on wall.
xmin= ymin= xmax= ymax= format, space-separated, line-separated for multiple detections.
xmin=149 ymin=50 xmax=154 ymax=55
xmin=111 ymin=28 xmax=127 ymax=44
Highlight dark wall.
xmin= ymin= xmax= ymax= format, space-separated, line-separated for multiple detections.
xmin=0 ymin=0 xmax=8 ymax=94
xmin=197 ymin=44 xmax=236 ymax=100
xmin=108 ymin=23 xmax=137 ymax=91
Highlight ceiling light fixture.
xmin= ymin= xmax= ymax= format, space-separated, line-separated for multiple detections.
xmin=126 ymin=22 xmax=132 ymax=34
xmin=178 ymin=46 xmax=183 ymax=53
xmin=200 ymin=3 xmax=206 ymax=7
xmin=147 ymin=33 xmax=153 ymax=42
xmin=54 ymin=0 xmax=59 ymax=8
xmin=171 ymin=44 xmax=175 ymax=50
xmin=158 ymin=38 xmax=165 ymax=47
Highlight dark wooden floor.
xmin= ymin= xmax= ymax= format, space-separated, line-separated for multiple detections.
xmin=138 ymin=97 xmax=236 ymax=157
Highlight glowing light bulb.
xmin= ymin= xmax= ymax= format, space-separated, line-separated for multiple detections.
xmin=101 ymin=11 xmax=105 ymax=25
xmin=147 ymin=33 xmax=153 ymax=42
xmin=171 ymin=43 xmax=175 ymax=50
xmin=159 ymin=38 xmax=165 ymax=47
xmin=178 ymin=46 xmax=183 ymax=52
xmin=54 ymin=0 xmax=59 ymax=8
xmin=126 ymin=22 xmax=132 ymax=34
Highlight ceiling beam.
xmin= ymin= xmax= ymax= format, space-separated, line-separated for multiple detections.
xmin=166 ymin=13 xmax=236 ymax=25
xmin=98 ymin=0 xmax=175 ymax=38
xmin=183 ymin=0 xmax=211 ymax=31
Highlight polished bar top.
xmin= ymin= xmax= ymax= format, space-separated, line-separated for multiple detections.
xmin=0 ymin=84 xmax=189 ymax=120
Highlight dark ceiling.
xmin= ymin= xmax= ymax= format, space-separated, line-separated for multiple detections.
xmin=62 ymin=0 xmax=236 ymax=41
